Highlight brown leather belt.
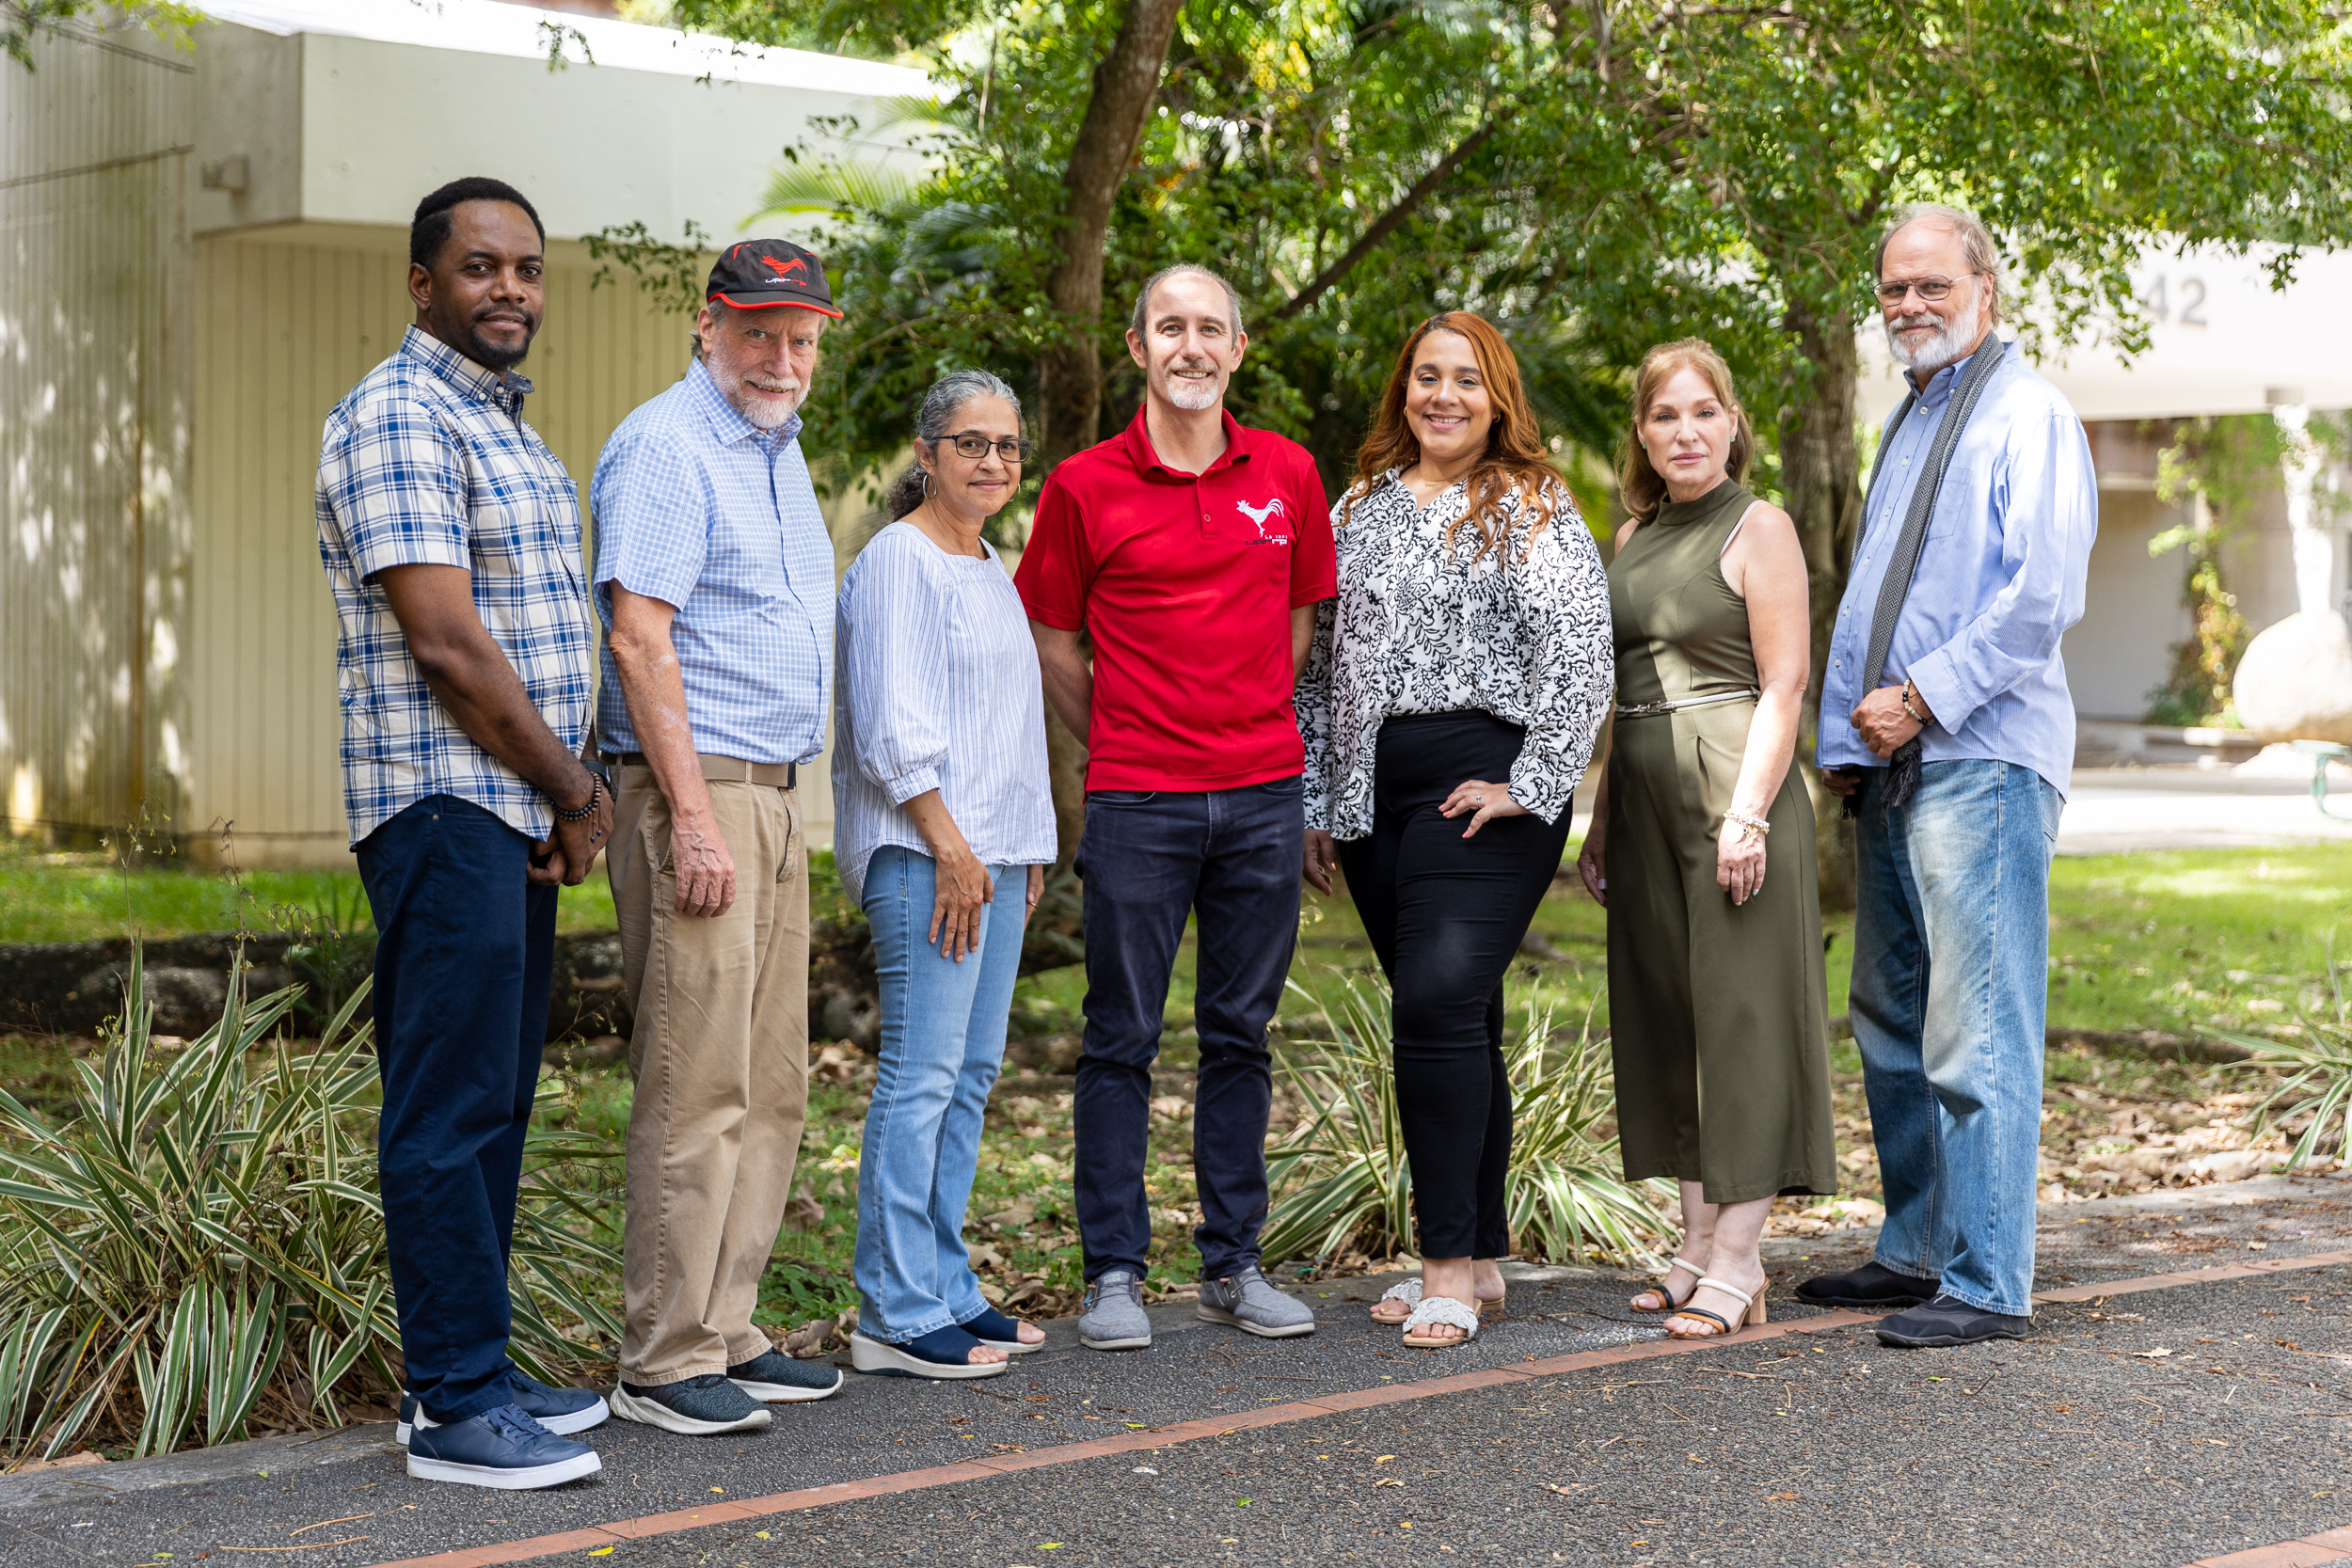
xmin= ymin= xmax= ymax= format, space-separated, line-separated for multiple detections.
xmin=605 ymin=752 xmax=796 ymax=788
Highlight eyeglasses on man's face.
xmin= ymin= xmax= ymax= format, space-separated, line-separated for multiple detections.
xmin=1872 ymin=274 xmax=1980 ymax=307
xmin=936 ymin=433 xmax=1033 ymax=463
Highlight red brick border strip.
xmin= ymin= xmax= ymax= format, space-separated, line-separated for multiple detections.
xmin=2181 ymin=1524 xmax=2352 ymax=1567
xmin=364 ymin=1249 xmax=2352 ymax=1568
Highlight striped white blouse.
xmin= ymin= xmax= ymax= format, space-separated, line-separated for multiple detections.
xmin=832 ymin=520 xmax=1057 ymax=903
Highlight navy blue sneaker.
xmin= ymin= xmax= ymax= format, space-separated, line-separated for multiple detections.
xmin=405 ymin=1403 xmax=600 ymax=1490
xmin=397 ymin=1375 xmax=609 ymax=1442
xmin=725 ymin=1349 xmax=843 ymax=1403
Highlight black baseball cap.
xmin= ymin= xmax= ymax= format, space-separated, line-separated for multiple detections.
xmin=706 ymin=239 xmax=842 ymax=318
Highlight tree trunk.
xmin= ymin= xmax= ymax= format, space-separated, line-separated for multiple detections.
xmin=1035 ymin=0 xmax=1184 ymax=469
xmin=1032 ymin=0 xmax=1184 ymax=868
xmin=1778 ymin=301 xmax=1866 ymax=911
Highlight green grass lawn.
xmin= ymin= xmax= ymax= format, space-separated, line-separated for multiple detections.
xmin=8 ymin=835 xmax=2347 ymax=1042
xmin=0 ymin=839 xmax=615 ymax=942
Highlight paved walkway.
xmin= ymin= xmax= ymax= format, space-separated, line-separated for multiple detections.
xmin=2059 ymin=766 xmax=2352 ymax=855
xmin=2 ymin=1176 xmax=2345 ymax=1568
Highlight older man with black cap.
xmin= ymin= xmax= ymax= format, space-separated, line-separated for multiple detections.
xmin=594 ymin=240 xmax=847 ymax=1434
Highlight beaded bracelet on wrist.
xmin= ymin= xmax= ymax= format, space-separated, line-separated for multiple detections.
xmin=554 ymin=772 xmax=605 ymax=824
xmin=1724 ymin=807 xmax=1772 ymax=841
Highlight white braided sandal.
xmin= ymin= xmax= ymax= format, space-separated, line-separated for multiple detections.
xmin=1367 ymin=1278 xmax=1422 ymax=1323
xmin=1631 ymin=1255 xmax=1708 ymax=1314
xmin=1401 ymin=1294 xmax=1480 ymax=1348
xmin=1664 ymin=1275 xmax=1768 ymax=1339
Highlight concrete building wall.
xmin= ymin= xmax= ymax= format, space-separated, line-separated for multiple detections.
xmin=0 ymin=20 xmax=195 ymax=839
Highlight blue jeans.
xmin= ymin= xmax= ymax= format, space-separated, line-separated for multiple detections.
xmin=356 ymin=795 xmax=554 ymax=1422
xmin=1851 ymin=759 xmax=2060 ymax=1316
xmin=854 ymin=847 xmax=1027 ymax=1343
xmin=1072 ymin=777 xmax=1303 ymax=1282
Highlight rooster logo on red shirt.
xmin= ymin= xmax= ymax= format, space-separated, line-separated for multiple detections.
xmin=1236 ymin=497 xmax=1291 ymax=544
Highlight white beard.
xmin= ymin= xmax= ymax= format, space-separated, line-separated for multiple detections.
xmin=1885 ymin=309 xmax=1980 ymax=374
xmin=1163 ymin=363 xmax=1223 ymax=411
xmin=712 ymin=361 xmax=803 ymax=429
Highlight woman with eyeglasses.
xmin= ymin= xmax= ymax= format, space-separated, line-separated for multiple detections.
xmin=1576 ymin=339 xmax=1836 ymax=1340
xmin=834 ymin=370 xmax=1057 ymax=1379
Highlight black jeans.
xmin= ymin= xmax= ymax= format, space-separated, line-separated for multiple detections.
xmin=1072 ymin=777 xmax=1304 ymax=1281
xmin=1335 ymin=712 xmax=1574 ymax=1259
xmin=356 ymin=795 xmax=555 ymax=1422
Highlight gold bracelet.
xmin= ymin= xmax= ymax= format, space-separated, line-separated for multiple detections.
xmin=1724 ymin=807 xmax=1772 ymax=840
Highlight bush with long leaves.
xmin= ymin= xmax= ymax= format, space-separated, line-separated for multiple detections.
xmin=1262 ymin=974 xmax=1671 ymax=1270
xmin=2212 ymin=950 xmax=2352 ymax=1171
xmin=0 ymin=951 xmax=622 ymax=1460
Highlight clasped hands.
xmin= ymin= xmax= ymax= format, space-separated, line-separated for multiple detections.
xmin=1821 ymin=679 xmax=1936 ymax=800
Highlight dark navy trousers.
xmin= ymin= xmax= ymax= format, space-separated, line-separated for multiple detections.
xmin=1072 ymin=776 xmax=1303 ymax=1282
xmin=356 ymin=795 xmax=554 ymax=1423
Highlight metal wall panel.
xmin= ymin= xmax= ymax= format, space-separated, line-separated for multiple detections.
xmin=185 ymin=228 xmax=707 ymax=865
xmin=0 ymin=20 xmax=195 ymax=841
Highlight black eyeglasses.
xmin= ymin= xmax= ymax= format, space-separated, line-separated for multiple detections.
xmin=934 ymin=433 xmax=1033 ymax=463
xmin=1872 ymin=274 xmax=1980 ymax=306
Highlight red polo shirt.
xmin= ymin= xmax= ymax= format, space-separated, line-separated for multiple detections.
xmin=1016 ymin=406 xmax=1336 ymax=791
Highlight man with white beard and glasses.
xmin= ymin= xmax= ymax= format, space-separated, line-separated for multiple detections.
xmin=592 ymin=240 xmax=847 ymax=1433
xmin=1797 ymin=204 xmax=2096 ymax=1348
xmin=1016 ymin=263 xmax=1335 ymax=1351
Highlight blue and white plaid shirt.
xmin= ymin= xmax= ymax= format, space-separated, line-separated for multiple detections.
xmin=590 ymin=358 xmax=834 ymax=767
xmin=316 ymin=326 xmax=596 ymax=847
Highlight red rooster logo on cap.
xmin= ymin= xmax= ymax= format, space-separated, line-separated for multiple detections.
xmin=759 ymin=254 xmax=810 ymax=286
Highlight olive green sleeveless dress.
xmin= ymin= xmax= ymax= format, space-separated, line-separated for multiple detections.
xmin=1605 ymin=479 xmax=1836 ymax=1203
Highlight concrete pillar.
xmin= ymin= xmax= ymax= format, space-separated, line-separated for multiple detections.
xmin=2271 ymin=401 xmax=2334 ymax=617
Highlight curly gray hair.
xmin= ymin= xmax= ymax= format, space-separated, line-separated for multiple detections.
xmin=884 ymin=369 xmax=1025 ymax=520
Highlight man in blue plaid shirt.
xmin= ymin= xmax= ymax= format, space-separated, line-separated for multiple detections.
xmin=316 ymin=177 xmax=613 ymax=1491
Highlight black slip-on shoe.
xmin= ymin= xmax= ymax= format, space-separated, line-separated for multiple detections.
xmin=1874 ymin=1294 xmax=2032 ymax=1349
xmin=1794 ymin=1261 xmax=1941 ymax=1310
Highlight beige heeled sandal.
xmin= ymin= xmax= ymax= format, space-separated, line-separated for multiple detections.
xmin=1663 ymin=1276 xmax=1767 ymax=1338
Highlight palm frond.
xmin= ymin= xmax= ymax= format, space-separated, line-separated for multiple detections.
xmin=0 ymin=941 xmax=621 ymax=1461
xmin=1262 ymin=974 xmax=1671 ymax=1270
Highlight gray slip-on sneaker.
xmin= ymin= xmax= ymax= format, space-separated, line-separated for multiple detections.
xmin=610 ymin=1373 xmax=772 ymax=1435
xmin=1197 ymin=1264 xmax=1316 ymax=1338
xmin=726 ymin=1349 xmax=845 ymax=1402
xmin=1078 ymin=1268 xmax=1152 ymax=1351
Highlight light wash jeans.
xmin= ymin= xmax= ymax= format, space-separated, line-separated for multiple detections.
xmin=1850 ymin=759 xmax=2060 ymax=1317
xmin=854 ymin=847 xmax=1027 ymax=1343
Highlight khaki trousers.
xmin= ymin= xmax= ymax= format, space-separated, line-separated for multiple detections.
xmin=610 ymin=766 xmax=808 ymax=1386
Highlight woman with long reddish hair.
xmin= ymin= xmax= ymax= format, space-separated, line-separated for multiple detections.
xmin=1296 ymin=311 xmax=1613 ymax=1349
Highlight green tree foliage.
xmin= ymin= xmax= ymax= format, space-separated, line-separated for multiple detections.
xmin=2 ymin=1 xmax=201 ymax=69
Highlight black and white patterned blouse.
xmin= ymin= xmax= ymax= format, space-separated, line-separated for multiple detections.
xmin=1295 ymin=467 xmax=1614 ymax=839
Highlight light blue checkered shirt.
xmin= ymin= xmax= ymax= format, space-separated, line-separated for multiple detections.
xmin=316 ymin=326 xmax=596 ymax=847
xmin=590 ymin=359 xmax=835 ymax=766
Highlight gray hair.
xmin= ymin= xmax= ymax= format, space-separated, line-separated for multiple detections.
xmin=884 ymin=369 xmax=1025 ymax=519
xmin=1128 ymin=262 xmax=1245 ymax=341
xmin=1875 ymin=202 xmax=2004 ymax=323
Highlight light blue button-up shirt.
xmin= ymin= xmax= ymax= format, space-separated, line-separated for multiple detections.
xmin=1818 ymin=341 xmax=2098 ymax=796
xmin=591 ymin=358 xmax=834 ymax=766
xmin=832 ymin=521 xmax=1057 ymax=903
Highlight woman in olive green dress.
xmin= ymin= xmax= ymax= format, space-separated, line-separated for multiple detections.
xmin=1576 ymin=339 xmax=1836 ymax=1340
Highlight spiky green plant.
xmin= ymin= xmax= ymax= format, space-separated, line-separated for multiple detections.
xmin=2213 ymin=948 xmax=2352 ymax=1170
xmin=0 ymin=950 xmax=621 ymax=1460
xmin=1262 ymin=974 xmax=1671 ymax=1269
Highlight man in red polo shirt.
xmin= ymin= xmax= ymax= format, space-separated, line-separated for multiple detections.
xmin=1017 ymin=262 xmax=1335 ymax=1353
